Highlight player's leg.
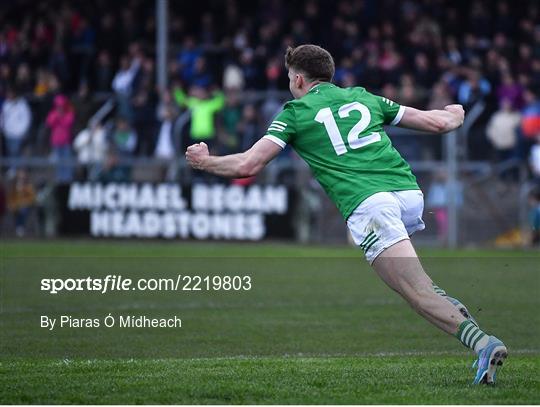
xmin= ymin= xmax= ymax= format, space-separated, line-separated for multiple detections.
xmin=391 ymin=190 xmax=479 ymax=327
xmin=373 ymin=240 xmax=507 ymax=384
xmin=371 ymin=239 xmax=467 ymax=334
xmin=347 ymin=191 xmax=507 ymax=384
xmin=431 ymin=282 xmax=479 ymax=326
xmin=348 ymin=192 xmax=467 ymax=334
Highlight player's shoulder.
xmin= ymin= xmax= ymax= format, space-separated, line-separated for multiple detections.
xmin=344 ymin=86 xmax=377 ymax=99
xmin=280 ymin=98 xmax=305 ymax=119
xmin=279 ymin=100 xmax=298 ymax=117
xmin=270 ymin=100 xmax=297 ymax=127
xmin=345 ymin=85 xmax=368 ymax=94
xmin=335 ymin=85 xmax=383 ymax=104
xmin=283 ymin=99 xmax=298 ymax=109
xmin=345 ymin=87 xmax=393 ymax=108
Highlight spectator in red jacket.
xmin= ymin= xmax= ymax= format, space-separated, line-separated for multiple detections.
xmin=46 ymin=94 xmax=75 ymax=182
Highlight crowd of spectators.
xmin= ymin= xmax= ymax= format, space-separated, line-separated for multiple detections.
xmin=0 ymin=0 xmax=539 ymax=185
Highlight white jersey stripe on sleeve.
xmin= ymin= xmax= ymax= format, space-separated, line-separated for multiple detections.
xmin=272 ymin=120 xmax=287 ymax=127
xmin=267 ymin=125 xmax=284 ymax=132
xmin=390 ymin=105 xmax=405 ymax=126
xmin=263 ymin=135 xmax=286 ymax=149
xmin=269 ymin=123 xmax=286 ymax=130
xmin=382 ymin=97 xmax=394 ymax=106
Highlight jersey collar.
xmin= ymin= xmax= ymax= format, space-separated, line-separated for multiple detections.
xmin=308 ymin=82 xmax=334 ymax=94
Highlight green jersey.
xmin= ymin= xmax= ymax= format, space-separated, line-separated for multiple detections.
xmin=264 ymin=83 xmax=419 ymax=220
xmin=174 ymin=89 xmax=225 ymax=140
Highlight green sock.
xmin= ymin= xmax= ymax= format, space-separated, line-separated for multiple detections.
xmin=432 ymin=283 xmax=447 ymax=296
xmin=456 ymin=320 xmax=489 ymax=353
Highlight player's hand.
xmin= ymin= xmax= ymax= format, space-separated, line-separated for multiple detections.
xmin=185 ymin=142 xmax=209 ymax=170
xmin=444 ymin=104 xmax=465 ymax=124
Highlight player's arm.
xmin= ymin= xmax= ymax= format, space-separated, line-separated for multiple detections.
xmin=185 ymin=138 xmax=282 ymax=178
xmin=186 ymin=103 xmax=295 ymax=177
xmin=397 ymin=104 xmax=465 ymax=134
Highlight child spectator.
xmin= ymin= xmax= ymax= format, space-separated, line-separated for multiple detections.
xmin=73 ymin=122 xmax=107 ymax=180
xmin=7 ymin=169 xmax=36 ymax=237
xmin=109 ymin=117 xmax=137 ymax=157
xmin=46 ymin=94 xmax=75 ymax=183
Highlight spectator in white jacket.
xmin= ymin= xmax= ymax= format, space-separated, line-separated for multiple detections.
xmin=0 ymin=87 xmax=31 ymax=158
xmin=73 ymin=122 xmax=108 ymax=181
xmin=73 ymin=122 xmax=108 ymax=164
xmin=486 ymin=98 xmax=521 ymax=161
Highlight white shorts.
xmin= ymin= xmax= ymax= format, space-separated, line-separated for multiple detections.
xmin=347 ymin=190 xmax=425 ymax=264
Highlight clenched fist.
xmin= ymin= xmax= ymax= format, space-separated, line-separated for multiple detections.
xmin=185 ymin=142 xmax=209 ymax=170
xmin=444 ymin=104 xmax=465 ymax=125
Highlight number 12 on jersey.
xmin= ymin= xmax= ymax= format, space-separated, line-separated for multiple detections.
xmin=314 ymin=101 xmax=381 ymax=156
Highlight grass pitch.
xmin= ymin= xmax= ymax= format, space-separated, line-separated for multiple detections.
xmin=1 ymin=240 xmax=539 ymax=404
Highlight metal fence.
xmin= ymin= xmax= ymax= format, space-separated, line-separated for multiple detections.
xmin=0 ymin=153 xmax=531 ymax=247
xmin=0 ymin=95 xmax=534 ymax=246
